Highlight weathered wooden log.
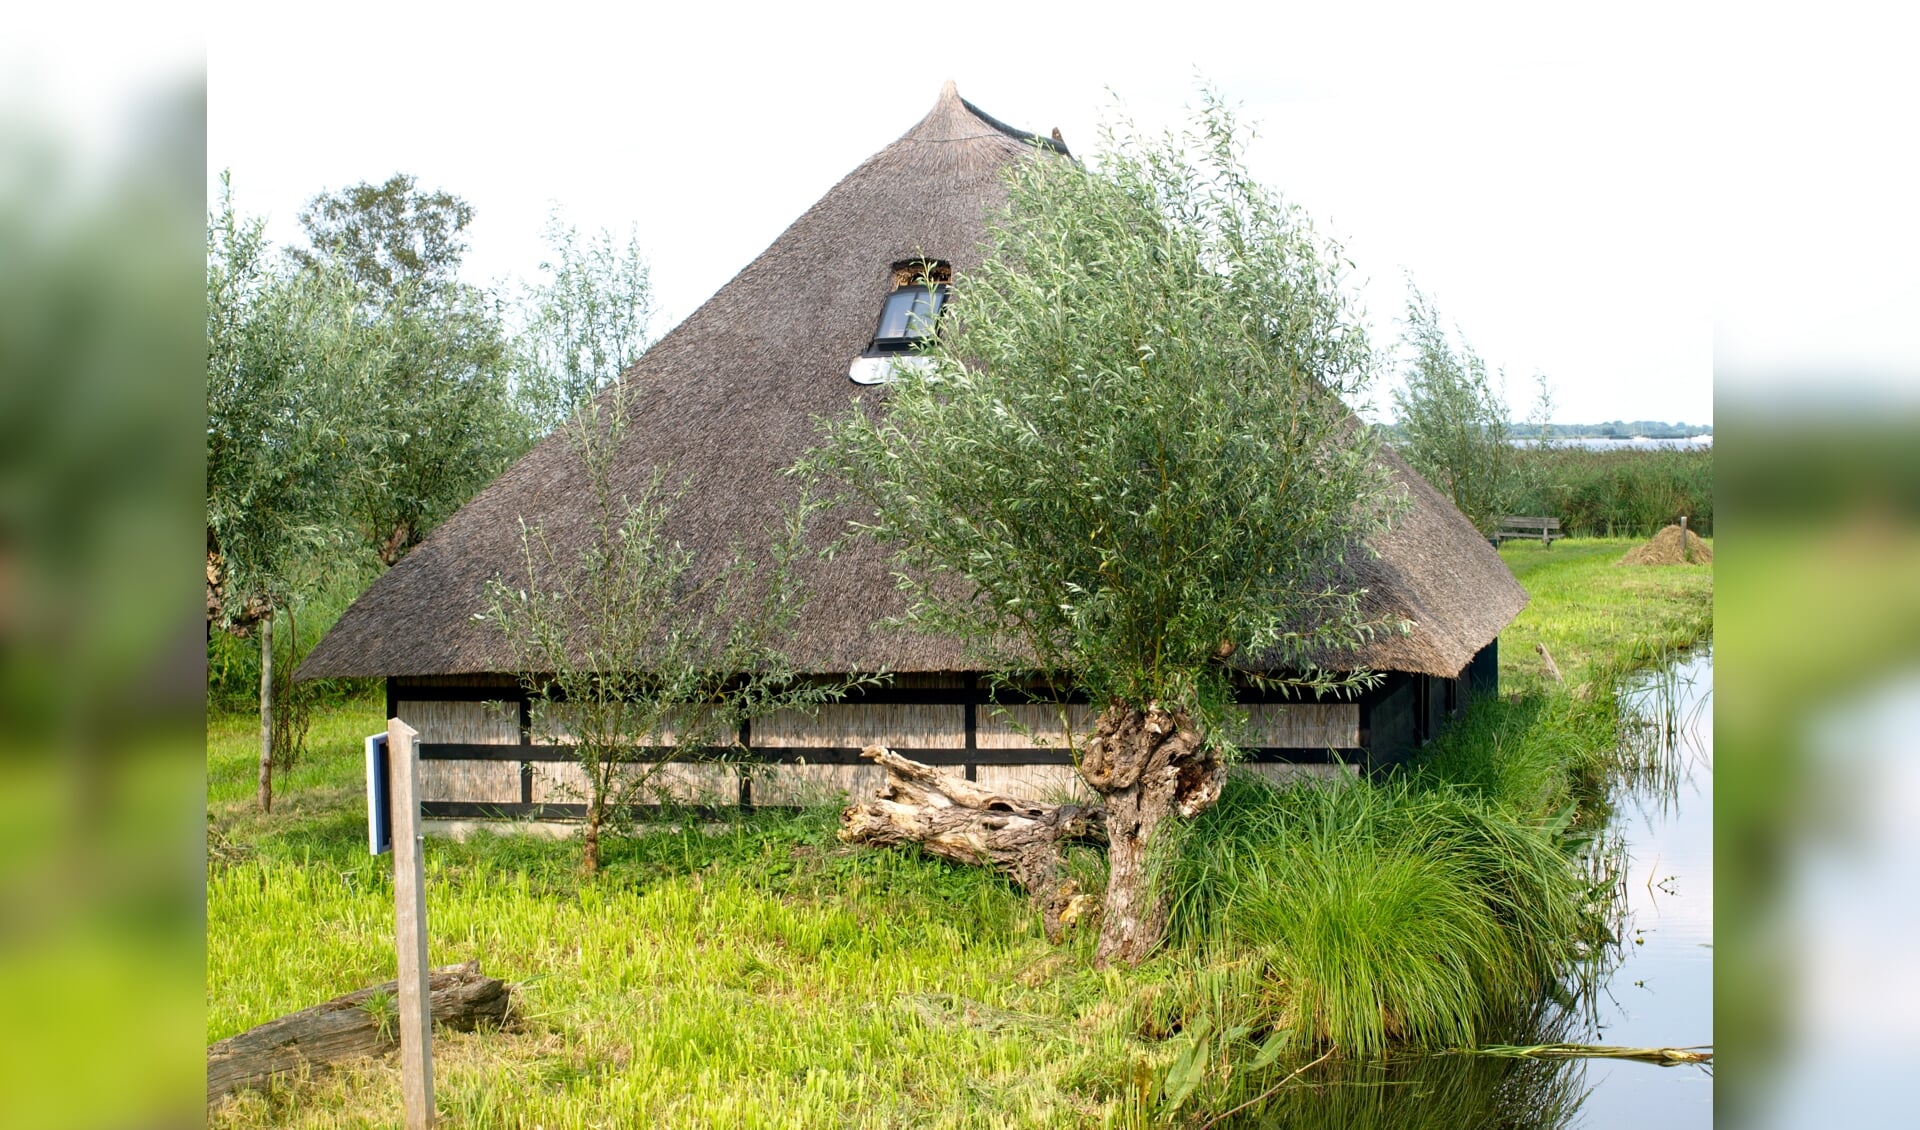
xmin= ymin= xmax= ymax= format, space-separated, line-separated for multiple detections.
xmin=207 ymin=960 xmax=510 ymax=1108
xmin=839 ymin=746 xmax=1103 ymax=942
xmin=1536 ymin=642 xmax=1564 ymax=683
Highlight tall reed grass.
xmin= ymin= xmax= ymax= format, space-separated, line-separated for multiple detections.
xmin=1507 ymin=446 xmax=1712 ymax=537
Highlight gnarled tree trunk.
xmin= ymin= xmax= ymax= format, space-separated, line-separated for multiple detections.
xmin=1078 ymin=702 xmax=1223 ymax=967
xmin=581 ymin=797 xmax=604 ymax=874
xmin=840 ymin=746 xmax=1103 ymax=942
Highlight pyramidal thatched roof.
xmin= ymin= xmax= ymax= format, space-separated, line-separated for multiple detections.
xmin=301 ymin=82 xmax=1524 ymax=683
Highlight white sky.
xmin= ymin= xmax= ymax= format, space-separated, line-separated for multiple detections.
xmin=194 ymin=1 xmax=1915 ymax=424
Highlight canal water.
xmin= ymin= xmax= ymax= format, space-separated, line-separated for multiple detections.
xmin=1569 ymin=646 xmax=1714 ymax=1127
xmin=1232 ymin=647 xmax=1714 ymax=1128
xmin=1511 ymin=435 xmax=1713 ymax=450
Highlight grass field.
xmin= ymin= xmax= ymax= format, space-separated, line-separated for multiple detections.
xmin=1495 ymin=537 xmax=1714 ymax=693
xmin=206 ymin=537 xmax=1711 ymax=1127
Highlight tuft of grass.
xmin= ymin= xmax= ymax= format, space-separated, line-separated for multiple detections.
xmin=1408 ymin=693 xmax=1607 ymax=820
xmin=1164 ymin=776 xmax=1587 ymax=1059
xmin=359 ymin=989 xmax=397 ymax=1043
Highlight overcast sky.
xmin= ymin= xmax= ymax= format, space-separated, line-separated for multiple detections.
xmin=195 ymin=1 xmax=1913 ymax=425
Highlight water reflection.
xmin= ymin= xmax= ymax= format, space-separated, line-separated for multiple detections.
xmin=1555 ymin=647 xmax=1714 ymax=1129
xmin=1615 ymin=650 xmax=1714 ymax=815
xmin=1228 ymin=1052 xmax=1589 ymax=1129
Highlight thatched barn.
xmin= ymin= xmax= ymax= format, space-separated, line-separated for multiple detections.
xmin=299 ymin=82 xmax=1526 ymax=822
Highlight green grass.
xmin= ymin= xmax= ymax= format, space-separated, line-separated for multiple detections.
xmin=1409 ymin=537 xmax=1712 ymax=827
xmin=1496 ymin=536 xmax=1713 ymax=694
xmin=209 ymin=821 xmax=1126 ymax=1127
xmin=205 ymin=535 xmax=1711 ymax=1128
xmin=210 ymin=713 xmax=1163 ymax=1127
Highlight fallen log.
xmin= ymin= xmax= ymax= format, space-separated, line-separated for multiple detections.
xmin=207 ymin=959 xmax=510 ymax=1108
xmin=1459 ymin=1042 xmax=1713 ymax=1066
xmin=840 ymin=746 xmax=1103 ymax=942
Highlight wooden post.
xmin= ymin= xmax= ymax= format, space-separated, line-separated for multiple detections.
xmin=1535 ymin=642 xmax=1564 ymax=684
xmin=1679 ymin=515 xmax=1690 ymax=563
xmin=387 ymin=718 xmax=434 ymax=1128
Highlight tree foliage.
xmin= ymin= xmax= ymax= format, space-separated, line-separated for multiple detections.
xmin=207 ymin=173 xmax=534 ymax=808
xmin=1390 ymin=287 xmax=1515 ymax=535
xmin=295 ymin=176 xmax=527 ymax=565
xmin=206 ymin=174 xmax=373 ymax=622
xmin=207 ymin=175 xmax=662 ymax=696
xmin=514 ymin=211 xmax=655 ymax=435
xmin=806 ymin=96 xmax=1406 ymax=963
xmin=483 ymin=386 xmax=867 ymax=873
xmin=807 ymin=95 xmax=1404 ymax=735
xmin=209 ymin=174 xmax=390 ymax=811
xmin=292 ymin=173 xmax=473 ymax=307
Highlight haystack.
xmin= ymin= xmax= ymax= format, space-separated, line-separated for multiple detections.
xmin=1620 ymin=524 xmax=1713 ymax=565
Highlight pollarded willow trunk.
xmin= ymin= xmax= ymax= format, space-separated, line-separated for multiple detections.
xmin=1079 ymin=702 xmax=1224 ymax=967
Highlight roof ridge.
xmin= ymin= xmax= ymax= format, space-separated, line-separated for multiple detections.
xmin=958 ymin=92 xmax=1069 ymax=155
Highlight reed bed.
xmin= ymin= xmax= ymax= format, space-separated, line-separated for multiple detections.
xmin=1506 ymin=446 xmax=1713 ymax=538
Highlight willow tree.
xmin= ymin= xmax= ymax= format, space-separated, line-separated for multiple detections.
xmin=806 ymin=97 xmax=1404 ymax=966
xmin=207 ymin=178 xmax=376 ymax=811
xmin=1391 ymin=285 xmax=1515 ymax=535
xmin=484 ymin=383 xmax=867 ymax=874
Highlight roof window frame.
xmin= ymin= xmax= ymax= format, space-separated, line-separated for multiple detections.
xmin=864 ymin=282 xmax=949 ymax=357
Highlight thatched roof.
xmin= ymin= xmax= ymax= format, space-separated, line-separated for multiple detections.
xmin=301 ymin=82 xmax=1524 ymax=683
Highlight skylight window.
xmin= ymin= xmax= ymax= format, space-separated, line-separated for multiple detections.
xmin=870 ymin=285 xmax=946 ymax=351
xmin=850 ymin=261 xmax=951 ymax=385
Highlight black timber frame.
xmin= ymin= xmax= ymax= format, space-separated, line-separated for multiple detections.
xmin=389 ymin=643 xmax=1501 ymax=819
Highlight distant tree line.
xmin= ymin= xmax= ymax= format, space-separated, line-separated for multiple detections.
xmin=205 ymin=171 xmax=654 ymax=808
xmin=1523 ymin=420 xmax=1711 ymax=439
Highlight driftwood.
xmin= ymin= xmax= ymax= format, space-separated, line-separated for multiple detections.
xmin=1461 ymin=1042 xmax=1712 ymax=1066
xmin=207 ymin=960 xmax=510 ymax=1108
xmin=839 ymin=746 xmax=1103 ymax=942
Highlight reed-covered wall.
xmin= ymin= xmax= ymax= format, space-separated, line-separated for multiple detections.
xmin=389 ymin=647 xmax=1489 ymax=820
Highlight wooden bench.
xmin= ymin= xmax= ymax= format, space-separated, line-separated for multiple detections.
xmin=1496 ymin=516 xmax=1561 ymax=545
